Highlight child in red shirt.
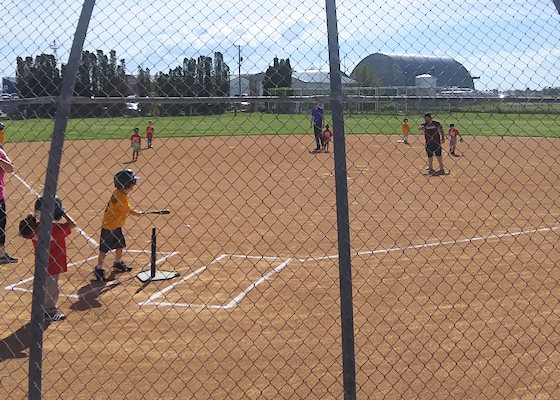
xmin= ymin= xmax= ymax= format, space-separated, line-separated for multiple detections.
xmin=131 ymin=127 xmax=141 ymax=162
xmin=146 ymin=120 xmax=154 ymax=149
xmin=448 ymin=123 xmax=461 ymax=156
xmin=322 ymin=124 xmax=333 ymax=152
xmin=24 ymin=196 xmax=75 ymax=322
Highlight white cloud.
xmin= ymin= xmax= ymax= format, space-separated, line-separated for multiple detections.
xmin=2 ymin=0 xmax=560 ymax=90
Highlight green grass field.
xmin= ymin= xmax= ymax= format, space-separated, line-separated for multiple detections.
xmin=4 ymin=111 xmax=560 ymax=142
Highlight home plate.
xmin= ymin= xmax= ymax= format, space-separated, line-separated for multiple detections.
xmin=136 ymin=270 xmax=180 ymax=282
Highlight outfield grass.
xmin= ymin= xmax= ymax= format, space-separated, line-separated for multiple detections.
xmin=4 ymin=111 xmax=560 ymax=142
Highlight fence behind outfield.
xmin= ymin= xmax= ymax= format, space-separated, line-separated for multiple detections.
xmin=0 ymin=1 xmax=559 ymax=399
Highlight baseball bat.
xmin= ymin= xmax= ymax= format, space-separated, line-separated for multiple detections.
xmin=142 ymin=209 xmax=171 ymax=215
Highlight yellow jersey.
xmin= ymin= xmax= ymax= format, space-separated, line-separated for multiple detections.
xmin=101 ymin=189 xmax=132 ymax=230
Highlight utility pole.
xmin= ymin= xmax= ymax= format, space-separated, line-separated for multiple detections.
xmin=49 ymin=39 xmax=60 ymax=65
xmin=238 ymin=45 xmax=243 ymax=96
xmin=234 ymin=45 xmax=243 ymax=116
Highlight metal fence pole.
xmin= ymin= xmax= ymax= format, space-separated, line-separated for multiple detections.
xmin=27 ymin=1 xmax=96 ymax=399
xmin=325 ymin=0 xmax=357 ymax=399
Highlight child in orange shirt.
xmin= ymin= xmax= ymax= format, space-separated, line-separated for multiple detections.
xmin=401 ymin=118 xmax=410 ymax=144
xmin=322 ymin=124 xmax=333 ymax=152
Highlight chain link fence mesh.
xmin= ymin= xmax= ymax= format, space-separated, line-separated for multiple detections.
xmin=0 ymin=0 xmax=559 ymax=399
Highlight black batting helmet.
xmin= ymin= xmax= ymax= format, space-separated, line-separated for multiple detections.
xmin=114 ymin=169 xmax=139 ymax=190
xmin=35 ymin=195 xmax=66 ymax=221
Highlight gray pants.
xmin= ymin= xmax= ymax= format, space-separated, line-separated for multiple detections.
xmin=45 ymin=273 xmax=60 ymax=315
xmin=449 ymin=136 xmax=458 ymax=153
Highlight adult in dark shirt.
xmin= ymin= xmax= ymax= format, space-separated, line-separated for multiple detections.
xmin=310 ymin=101 xmax=324 ymax=152
xmin=419 ymin=113 xmax=446 ymax=175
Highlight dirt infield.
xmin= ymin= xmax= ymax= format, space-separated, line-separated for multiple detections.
xmin=0 ymin=134 xmax=558 ymax=399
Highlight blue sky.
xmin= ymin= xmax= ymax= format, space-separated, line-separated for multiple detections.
xmin=3 ymin=0 xmax=560 ymax=90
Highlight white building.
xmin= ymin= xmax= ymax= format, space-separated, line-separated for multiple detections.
xmin=229 ymin=70 xmax=358 ymax=98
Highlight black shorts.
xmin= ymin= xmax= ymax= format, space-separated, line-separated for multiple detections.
xmin=426 ymin=141 xmax=442 ymax=157
xmin=99 ymin=227 xmax=126 ymax=253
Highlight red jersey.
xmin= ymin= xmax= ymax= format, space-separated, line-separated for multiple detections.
xmin=32 ymin=222 xmax=73 ymax=276
xmin=131 ymin=132 xmax=141 ymax=145
xmin=323 ymin=128 xmax=333 ymax=143
xmin=146 ymin=125 xmax=154 ymax=138
xmin=448 ymin=127 xmax=460 ymax=137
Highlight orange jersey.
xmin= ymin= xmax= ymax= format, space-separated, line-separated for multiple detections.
xmin=101 ymin=189 xmax=132 ymax=230
xmin=401 ymin=122 xmax=410 ymax=134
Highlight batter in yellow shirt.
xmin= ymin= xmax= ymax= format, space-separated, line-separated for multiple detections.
xmin=102 ymin=189 xmax=132 ymax=230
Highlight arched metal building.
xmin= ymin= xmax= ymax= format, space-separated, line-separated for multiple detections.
xmin=352 ymin=52 xmax=475 ymax=89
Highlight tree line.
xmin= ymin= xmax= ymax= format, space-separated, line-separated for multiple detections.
xmin=16 ymin=50 xmax=232 ymax=118
xmin=15 ymin=50 xmax=296 ymax=119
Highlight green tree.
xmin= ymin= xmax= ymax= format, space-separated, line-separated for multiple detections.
xmin=136 ymin=66 xmax=152 ymax=116
xmin=262 ymin=57 xmax=292 ymax=96
xmin=213 ymin=52 xmax=230 ymax=114
xmin=262 ymin=57 xmax=293 ymax=112
xmin=351 ymin=64 xmax=382 ymax=90
xmin=16 ymin=54 xmax=60 ymax=117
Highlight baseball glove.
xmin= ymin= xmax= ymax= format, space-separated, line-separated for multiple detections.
xmin=18 ymin=214 xmax=37 ymax=239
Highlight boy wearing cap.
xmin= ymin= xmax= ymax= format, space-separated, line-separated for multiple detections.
xmin=93 ymin=169 xmax=145 ymax=282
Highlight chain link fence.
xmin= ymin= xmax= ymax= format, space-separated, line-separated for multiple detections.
xmin=0 ymin=0 xmax=559 ymax=399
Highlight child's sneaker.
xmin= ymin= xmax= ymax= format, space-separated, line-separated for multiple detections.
xmin=93 ymin=268 xmax=107 ymax=282
xmin=113 ymin=261 xmax=132 ymax=272
xmin=45 ymin=312 xmax=66 ymax=322
xmin=428 ymin=167 xmax=436 ymax=175
xmin=0 ymin=253 xmax=18 ymax=264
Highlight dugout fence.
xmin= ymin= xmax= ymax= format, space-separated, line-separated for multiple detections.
xmin=0 ymin=1 xmax=559 ymax=399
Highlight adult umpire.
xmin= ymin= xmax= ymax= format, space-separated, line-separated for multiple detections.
xmin=419 ymin=113 xmax=446 ymax=175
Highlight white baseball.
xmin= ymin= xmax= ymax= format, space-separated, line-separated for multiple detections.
xmin=185 ymin=225 xmax=191 ymax=229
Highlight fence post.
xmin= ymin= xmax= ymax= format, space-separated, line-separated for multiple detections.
xmin=325 ymin=0 xmax=357 ymax=399
xmin=27 ymin=1 xmax=96 ymax=399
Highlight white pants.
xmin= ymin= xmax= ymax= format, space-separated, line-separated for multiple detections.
xmin=45 ymin=273 xmax=60 ymax=314
xmin=449 ymin=136 xmax=457 ymax=153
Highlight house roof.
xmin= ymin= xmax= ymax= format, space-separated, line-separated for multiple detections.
xmin=292 ymin=70 xmax=357 ymax=85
